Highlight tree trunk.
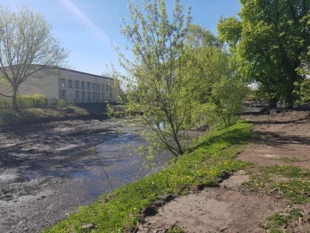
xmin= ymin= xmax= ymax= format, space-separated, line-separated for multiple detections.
xmin=12 ymin=88 xmax=20 ymax=112
xmin=269 ymin=97 xmax=278 ymax=108
xmin=285 ymin=91 xmax=294 ymax=109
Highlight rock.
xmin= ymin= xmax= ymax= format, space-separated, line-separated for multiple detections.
xmin=81 ymin=223 xmax=95 ymax=229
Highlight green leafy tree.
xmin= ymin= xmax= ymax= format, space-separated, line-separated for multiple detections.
xmin=116 ymin=0 xmax=192 ymax=157
xmin=217 ymin=0 xmax=310 ymax=108
xmin=182 ymin=25 xmax=247 ymax=128
xmin=0 ymin=6 xmax=68 ymax=111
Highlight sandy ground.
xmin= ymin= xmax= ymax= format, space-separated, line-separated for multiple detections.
xmin=138 ymin=110 xmax=310 ymax=233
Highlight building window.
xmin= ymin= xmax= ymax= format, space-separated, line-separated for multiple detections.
xmin=81 ymin=91 xmax=85 ymax=100
xmin=75 ymin=81 xmax=79 ymax=89
xmin=75 ymin=91 xmax=79 ymax=100
xmin=60 ymin=79 xmax=66 ymax=88
xmin=110 ymin=85 xmax=112 ymax=92
xmin=101 ymin=84 xmax=105 ymax=91
xmin=68 ymin=80 xmax=73 ymax=88
xmin=92 ymin=92 xmax=96 ymax=100
xmin=106 ymin=84 xmax=109 ymax=91
xmin=102 ymin=92 xmax=105 ymax=100
xmin=96 ymin=84 xmax=100 ymax=91
xmin=60 ymin=90 xmax=66 ymax=99
xmin=97 ymin=92 xmax=100 ymax=100
xmin=87 ymin=82 xmax=90 ymax=90
xmin=110 ymin=93 xmax=112 ymax=100
xmin=92 ymin=83 xmax=96 ymax=91
xmin=81 ymin=81 xmax=85 ymax=90
xmin=87 ymin=92 xmax=91 ymax=100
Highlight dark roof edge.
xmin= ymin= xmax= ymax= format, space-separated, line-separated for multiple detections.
xmin=58 ymin=67 xmax=114 ymax=81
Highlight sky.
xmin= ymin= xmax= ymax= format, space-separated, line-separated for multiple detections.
xmin=2 ymin=0 xmax=241 ymax=76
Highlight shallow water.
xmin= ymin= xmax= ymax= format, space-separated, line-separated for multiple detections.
xmin=0 ymin=132 xmax=172 ymax=233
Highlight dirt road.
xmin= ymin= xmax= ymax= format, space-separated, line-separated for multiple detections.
xmin=138 ymin=110 xmax=310 ymax=233
xmin=0 ymin=119 xmax=172 ymax=233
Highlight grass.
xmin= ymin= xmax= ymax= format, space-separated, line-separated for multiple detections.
xmin=280 ymin=157 xmax=301 ymax=163
xmin=262 ymin=208 xmax=302 ymax=232
xmin=242 ymin=165 xmax=310 ymax=204
xmin=43 ymin=121 xmax=253 ymax=233
xmin=168 ymin=226 xmax=185 ymax=233
xmin=243 ymin=165 xmax=309 ymax=232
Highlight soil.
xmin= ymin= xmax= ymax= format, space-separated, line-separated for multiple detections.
xmin=138 ymin=109 xmax=310 ymax=233
xmin=239 ymin=110 xmax=310 ymax=169
xmin=0 ymin=118 xmax=173 ymax=233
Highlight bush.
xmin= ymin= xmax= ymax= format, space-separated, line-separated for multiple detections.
xmin=0 ymin=94 xmax=48 ymax=108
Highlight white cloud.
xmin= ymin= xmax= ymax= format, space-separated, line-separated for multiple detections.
xmin=58 ymin=0 xmax=110 ymax=44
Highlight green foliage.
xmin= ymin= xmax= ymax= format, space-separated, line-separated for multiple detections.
xmin=294 ymin=78 xmax=310 ymax=104
xmin=0 ymin=94 xmax=48 ymax=108
xmin=217 ymin=0 xmax=310 ymax=108
xmin=43 ymin=121 xmax=252 ymax=233
xmin=115 ymin=1 xmax=249 ymax=157
xmin=211 ymin=77 xmax=248 ymax=126
xmin=115 ymin=0 xmax=193 ymax=157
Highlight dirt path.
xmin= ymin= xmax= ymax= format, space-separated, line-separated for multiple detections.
xmin=138 ymin=110 xmax=310 ymax=233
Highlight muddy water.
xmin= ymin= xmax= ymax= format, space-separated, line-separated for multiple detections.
xmin=0 ymin=132 xmax=172 ymax=233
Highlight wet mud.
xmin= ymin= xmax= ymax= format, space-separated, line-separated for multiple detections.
xmin=0 ymin=119 xmax=172 ymax=233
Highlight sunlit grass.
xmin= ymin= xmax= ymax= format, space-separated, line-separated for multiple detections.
xmin=243 ymin=165 xmax=310 ymax=204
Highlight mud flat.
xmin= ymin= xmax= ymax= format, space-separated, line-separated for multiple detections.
xmin=0 ymin=119 xmax=172 ymax=233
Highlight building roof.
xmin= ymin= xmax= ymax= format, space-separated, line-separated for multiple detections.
xmin=59 ymin=67 xmax=114 ymax=81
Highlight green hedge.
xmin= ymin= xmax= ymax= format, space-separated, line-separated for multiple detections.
xmin=0 ymin=94 xmax=48 ymax=108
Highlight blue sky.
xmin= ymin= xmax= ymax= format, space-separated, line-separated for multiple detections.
xmin=3 ymin=0 xmax=241 ymax=75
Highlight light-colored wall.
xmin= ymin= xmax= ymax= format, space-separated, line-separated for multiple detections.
xmin=19 ymin=69 xmax=59 ymax=99
xmin=59 ymin=69 xmax=120 ymax=103
xmin=0 ymin=67 xmax=120 ymax=103
xmin=0 ymin=68 xmax=60 ymax=99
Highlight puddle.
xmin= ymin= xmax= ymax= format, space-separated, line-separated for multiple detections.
xmin=71 ymin=170 xmax=92 ymax=178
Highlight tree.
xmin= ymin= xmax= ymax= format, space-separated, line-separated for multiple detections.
xmin=217 ymin=0 xmax=310 ymax=108
xmin=181 ymin=25 xmax=247 ymax=128
xmin=0 ymin=6 xmax=68 ymax=111
xmin=115 ymin=0 xmax=192 ymax=157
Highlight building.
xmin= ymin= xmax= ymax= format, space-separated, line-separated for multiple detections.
xmin=9 ymin=67 xmax=120 ymax=103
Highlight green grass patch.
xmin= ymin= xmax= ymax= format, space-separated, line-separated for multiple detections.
xmin=280 ymin=157 xmax=301 ymax=163
xmin=43 ymin=121 xmax=253 ymax=233
xmin=262 ymin=208 xmax=302 ymax=232
xmin=243 ymin=165 xmax=310 ymax=204
xmin=168 ymin=226 xmax=185 ymax=233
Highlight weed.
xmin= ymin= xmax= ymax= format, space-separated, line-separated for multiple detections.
xmin=280 ymin=157 xmax=301 ymax=163
xmin=263 ymin=209 xmax=302 ymax=232
xmin=243 ymin=165 xmax=310 ymax=203
xmin=168 ymin=226 xmax=185 ymax=233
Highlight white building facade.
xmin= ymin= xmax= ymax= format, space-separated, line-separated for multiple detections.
xmin=17 ymin=67 xmax=120 ymax=103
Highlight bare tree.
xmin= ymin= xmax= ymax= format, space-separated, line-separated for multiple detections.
xmin=0 ymin=6 xmax=68 ymax=111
